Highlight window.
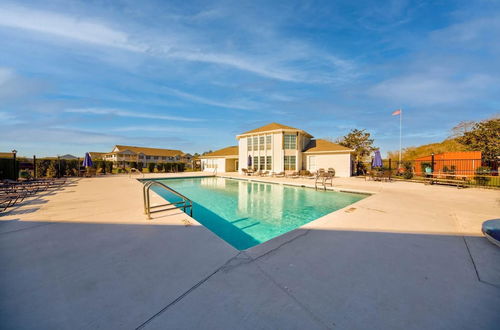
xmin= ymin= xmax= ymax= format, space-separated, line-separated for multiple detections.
xmin=139 ymin=155 xmax=144 ymax=159
xmin=284 ymin=156 xmax=296 ymax=170
xmin=253 ymin=137 xmax=258 ymax=151
xmin=154 ymin=156 xmax=159 ymax=160
xmin=266 ymin=156 xmax=272 ymax=170
xmin=259 ymin=136 xmax=265 ymax=150
xmin=247 ymin=137 xmax=252 ymax=151
xmin=266 ymin=135 xmax=271 ymax=150
xmin=259 ymin=156 xmax=265 ymax=170
xmin=146 ymin=156 xmax=151 ymax=160
xmin=284 ymin=134 xmax=296 ymax=149
xmin=162 ymin=156 xmax=167 ymax=160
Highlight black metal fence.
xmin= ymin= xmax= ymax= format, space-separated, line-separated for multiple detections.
xmin=353 ymin=158 xmax=499 ymax=188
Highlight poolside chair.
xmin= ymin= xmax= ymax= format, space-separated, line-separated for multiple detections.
xmin=259 ymin=171 xmax=269 ymax=177
xmin=275 ymin=172 xmax=285 ymax=177
xmin=327 ymin=168 xmax=336 ymax=177
xmin=287 ymin=171 xmax=300 ymax=178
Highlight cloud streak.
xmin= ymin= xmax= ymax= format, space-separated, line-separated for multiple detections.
xmin=0 ymin=3 xmax=356 ymax=84
xmin=65 ymin=108 xmax=202 ymax=122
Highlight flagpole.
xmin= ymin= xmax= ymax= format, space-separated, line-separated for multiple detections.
xmin=399 ymin=108 xmax=402 ymax=168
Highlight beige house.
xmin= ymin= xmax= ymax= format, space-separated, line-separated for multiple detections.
xmin=200 ymin=123 xmax=354 ymax=177
xmin=200 ymin=146 xmax=239 ymax=173
xmin=101 ymin=145 xmax=192 ymax=167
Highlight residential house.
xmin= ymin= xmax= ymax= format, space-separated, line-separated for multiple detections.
xmin=200 ymin=123 xmax=354 ymax=177
xmin=103 ymin=145 xmax=188 ymax=167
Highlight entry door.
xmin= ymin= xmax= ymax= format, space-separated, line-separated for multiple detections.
xmin=308 ymin=156 xmax=317 ymax=171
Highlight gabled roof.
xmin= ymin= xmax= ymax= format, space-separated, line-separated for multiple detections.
xmin=238 ymin=122 xmax=313 ymax=138
xmin=0 ymin=152 xmax=14 ymax=158
xmin=201 ymin=146 xmax=239 ymax=158
xmin=88 ymin=152 xmax=107 ymax=159
xmin=113 ymin=145 xmax=183 ymax=157
xmin=303 ymin=139 xmax=353 ymax=153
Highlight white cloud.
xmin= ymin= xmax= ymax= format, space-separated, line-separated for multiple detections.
xmin=162 ymin=87 xmax=260 ymax=110
xmin=0 ymin=5 xmax=144 ymax=52
xmin=0 ymin=4 xmax=356 ymax=84
xmin=368 ymin=73 xmax=497 ymax=106
xmin=65 ymin=108 xmax=202 ymax=122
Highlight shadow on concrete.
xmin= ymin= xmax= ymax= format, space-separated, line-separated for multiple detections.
xmin=0 ymin=219 xmax=499 ymax=330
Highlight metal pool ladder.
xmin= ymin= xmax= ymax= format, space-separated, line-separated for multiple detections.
xmin=142 ymin=180 xmax=193 ymax=219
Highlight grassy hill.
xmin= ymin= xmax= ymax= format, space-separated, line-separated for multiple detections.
xmin=387 ymin=139 xmax=468 ymax=160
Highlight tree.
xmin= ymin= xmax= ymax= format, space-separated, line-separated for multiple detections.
xmin=335 ymin=129 xmax=376 ymax=162
xmin=449 ymin=120 xmax=476 ymax=138
xmin=457 ymin=118 xmax=500 ymax=161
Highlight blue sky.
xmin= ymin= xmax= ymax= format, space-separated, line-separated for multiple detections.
xmin=0 ymin=0 xmax=499 ymax=157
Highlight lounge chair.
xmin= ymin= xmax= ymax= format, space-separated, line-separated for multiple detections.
xmin=275 ymin=172 xmax=285 ymax=177
xmin=287 ymin=171 xmax=300 ymax=178
xmin=259 ymin=171 xmax=269 ymax=177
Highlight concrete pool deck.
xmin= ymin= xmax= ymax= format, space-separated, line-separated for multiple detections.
xmin=1 ymin=173 xmax=499 ymax=329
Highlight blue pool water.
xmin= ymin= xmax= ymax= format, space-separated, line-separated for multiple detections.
xmin=151 ymin=177 xmax=367 ymax=250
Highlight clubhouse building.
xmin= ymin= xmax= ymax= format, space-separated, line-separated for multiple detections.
xmin=200 ymin=123 xmax=354 ymax=177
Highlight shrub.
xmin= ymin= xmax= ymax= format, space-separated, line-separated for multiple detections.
xmin=106 ymin=161 xmax=113 ymax=173
xmin=402 ymin=161 xmax=413 ymax=179
xmin=474 ymin=166 xmax=491 ymax=186
xmin=148 ymin=163 xmax=156 ymax=173
xmin=177 ymin=162 xmax=185 ymax=172
xmin=156 ymin=163 xmax=164 ymax=172
xmin=46 ymin=161 xmax=57 ymax=178
xmin=137 ymin=162 xmax=143 ymax=172
xmin=130 ymin=161 xmax=137 ymax=169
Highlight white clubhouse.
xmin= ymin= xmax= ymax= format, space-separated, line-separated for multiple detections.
xmin=200 ymin=123 xmax=354 ymax=177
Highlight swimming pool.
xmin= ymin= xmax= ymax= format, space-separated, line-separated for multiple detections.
xmin=151 ymin=177 xmax=367 ymax=250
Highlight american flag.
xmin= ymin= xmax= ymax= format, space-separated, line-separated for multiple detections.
xmin=392 ymin=109 xmax=402 ymax=116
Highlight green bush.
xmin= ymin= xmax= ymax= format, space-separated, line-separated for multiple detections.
xmin=148 ymin=163 xmax=156 ymax=173
xmin=474 ymin=166 xmax=491 ymax=186
xmin=106 ymin=161 xmax=113 ymax=173
xmin=130 ymin=161 xmax=137 ymax=169
xmin=402 ymin=161 xmax=413 ymax=179
xmin=137 ymin=162 xmax=143 ymax=172
xmin=156 ymin=163 xmax=164 ymax=172
xmin=46 ymin=161 xmax=57 ymax=178
xmin=0 ymin=158 xmax=19 ymax=180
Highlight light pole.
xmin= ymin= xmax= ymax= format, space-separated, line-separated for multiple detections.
xmin=11 ymin=149 xmax=17 ymax=180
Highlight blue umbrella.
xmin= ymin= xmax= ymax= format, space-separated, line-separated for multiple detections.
xmin=82 ymin=152 xmax=93 ymax=167
xmin=247 ymin=155 xmax=252 ymax=167
xmin=372 ymin=150 xmax=383 ymax=168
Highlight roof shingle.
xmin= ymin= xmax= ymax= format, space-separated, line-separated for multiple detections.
xmin=114 ymin=145 xmax=183 ymax=157
xmin=201 ymin=146 xmax=238 ymax=158
xmin=239 ymin=122 xmax=313 ymax=137
xmin=303 ymin=139 xmax=353 ymax=153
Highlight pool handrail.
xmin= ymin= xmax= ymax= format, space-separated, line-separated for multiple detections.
xmin=142 ymin=180 xmax=193 ymax=219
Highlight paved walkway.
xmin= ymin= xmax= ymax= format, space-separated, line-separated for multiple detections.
xmin=1 ymin=173 xmax=499 ymax=329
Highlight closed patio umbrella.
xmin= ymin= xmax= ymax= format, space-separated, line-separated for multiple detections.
xmin=82 ymin=153 xmax=93 ymax=176
xmin=372 ymin=150 xmax=383 ymax=168
xmin=82 ymin=152 xmax=93 ymax=167
xmin=247 ymin=155 xmax=252 ymax=167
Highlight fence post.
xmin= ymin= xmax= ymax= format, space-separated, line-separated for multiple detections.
xmin=33 ymin=155 xmax=37 ymax=179
xmin=389 ymin=159 xmax=392 ymax=172
xmin=431 ymin=153 xmax=435 ymax=173
xmin=12 ymin=150 xmax=18 ymax=180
